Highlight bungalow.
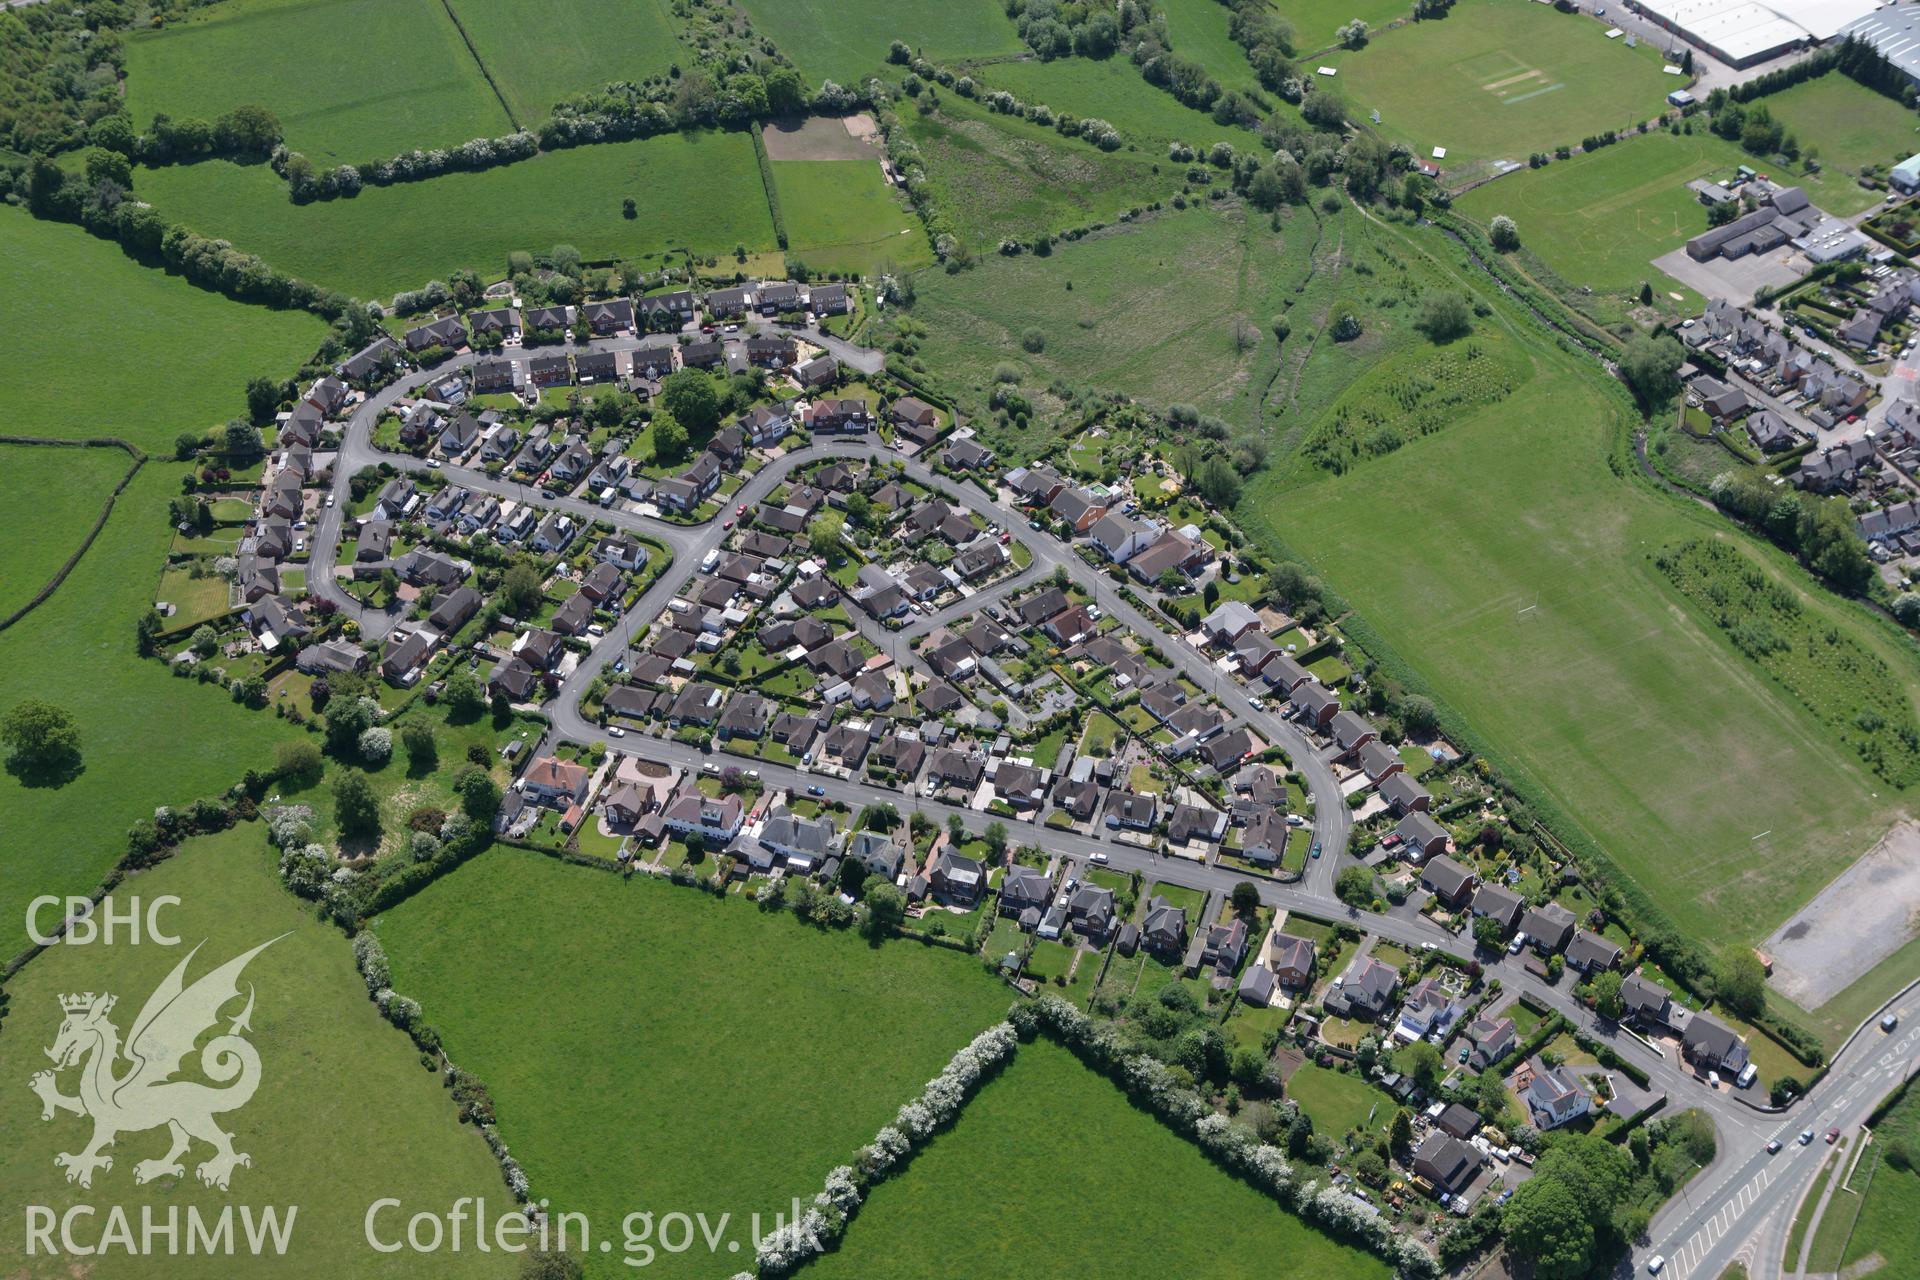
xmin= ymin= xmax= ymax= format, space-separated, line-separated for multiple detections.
xmin=1201 ymin=726 xmax=1258 ymax=773
xmin=1357 ymin=739 xmax=1403 ymax=784
xmin=595 ymin=534 xmax=650 ymax=572
xmin=1620 ymin=972 xmax=1674 ymax=1027
xmin=295 ymin=638 xmax=368 ymax=676
xmin=489 ymin=658 xmax=541 ymax=702
xmin=583 ymin=297 xmax=634 ymax=335
xmin=993 ymin=762 xmax=1047 ymax=808
xmin=1126 ymin=529 xmax=1208 ymax=583
xmin=1419 ymin=855 xmax=1476 ymax=909
xmin=954 ymin=540 xmax=1009 ymax=581
xmin=531 ymin=512 xmax=577 ymax=555
xmin=668 ymin=682 xmax=726 ymax=728
xmin=1168 ymin=803 xmax=1228 ymax=845
xmin=246 ymin=594 xmax=308 ymax=647
xmin=1517 ymin=902 xmax=1577 ymax=954
xmin=522 ymin=756 xmax=590 ymax=806
xmin=1201 ymin=601 xmax=1262 ymax=647
xmin=1566 ymin=929 xmax=1624 ymax=974
xmin=848 ymin=830 xmax=906 ymax=881
xmin=354 ymin=520 xmax=392 ymax=563
xmin=927 ymin=748 xmax=986 ymax=789
xmin=1471 ymin=883 xmax=1525 ymax=933
xmin=640 ymin=290 xmax=697 ymax=326
xmin=890 ymin=395 xmax=939 ymax=434
xmin=943 ymin=436 xmax=996 ymax=471
xmin=1395 ymin=811 xmax=1450 ymax=861
xmin=339 ymin=335 xmax=401 ymax=384
xmin=404 ymin=314 xmax=466 ymax=353
xmin=1413 ymin=1133 xmax=1482 ymax=1197
xmin=1105 ymin=791 xmax=1158 ymax=831
xmin=1006 ymin=464 xmax=1065 ymax=505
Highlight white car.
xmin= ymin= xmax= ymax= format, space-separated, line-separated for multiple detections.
xmin=427 ymin=458 xmax=442 ymax=469
xmin=1647 ymin=1256 xmax=1665 ymax=1275
xmin=607 ymin=726 xmax=625 ymax=738
xmin=325 ymin=494 xmax=336 ymax=508
xmin=1089 ymin=851 xmax=1110 ymax=865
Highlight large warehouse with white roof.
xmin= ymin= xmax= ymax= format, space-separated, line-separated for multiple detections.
xmin=1626 ymin=0 xmax=1882 ymax=67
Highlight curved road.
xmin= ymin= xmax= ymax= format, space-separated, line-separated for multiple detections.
xmin=308 ymin=340 xmax=1919 ymax=1276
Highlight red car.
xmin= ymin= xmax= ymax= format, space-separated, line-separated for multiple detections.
xmin=737 ymin=503 xmax=747 ymax=515
xmin=723 ymin=518 xmax=734 ymax=530
xmin=1826 ymin=1129 xmax=1840 ymax=1144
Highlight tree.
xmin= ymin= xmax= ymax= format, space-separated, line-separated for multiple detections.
xmin=455 ymin=764 xmax=501 ymax=823
xmin=401 ymin=721 xmax=436 ymax=769
xmin=984 ymin=821 xmax=1009 ymax=861
xmin=1416 ymin=291 xmax=1473 ymax=342
xmin=765 ymin=67 xmax=808 ymax=116
xmin=1474 ymin=1067 xmax=1509 ymax=1120
xmin=501 ymin=561 xmax=544 ymax=618
xmin=861 ymin=883 xmax=906 ymax=939
xmin=1400 ymin=694 xmax=1439 ymax=737
xmin=1488 ymin=214 xmax=1520 ymax=251
xmin=334 ymin=769 xmax=381 ymax=838
xmin=1334 ymin=864 xmax=1374 ymax=906
xmin=837 ymin=856 xmax=868 ymax=898
xmin=652 ymin=414 xmax=689 ymax=463
xmin=1589 ymin=969 xmax=1625 ymax=1020
xmin=83 ymin=146 xmax=131 ymax=190
xmin=1230 ymin=880 xmax=1261 ymax=917
xmin=245 ymin=375 xmax=284 ymax=423
xmin=1503 ymin=1176 xmax=1595 ymax=1278
xmin=1400 ymin=1040 xmax=1443 ymax=1090
xmin=1893 ymin=592 xmax=1920 ymax=629
xmin=844 ymin=491 xmax=873 ymax=528
xmin=520 ymin=1250 xmax=585 ymax=1280
xmin=1717 ymin=945 xmax=1768 ymax=1019
xmin=276 ymin=738 xmax=322 ymax=780
xmin=807 ymin=511 xmax=846 ymax=559
xmin=1620 ymin=334 xmax=1685 ymax=411
xmin=445 ymin=665 xmax=485 ymax=716
xmin=1 ymin=700 xmax=81 ymax=779
xmin=223 ymin=418 xmax=264 ymax=463
xmin=1473 ymin=915 xmax=1508 ymax=950
xmin=947 ymin=814 xmax=965 ymax=842
xmin=1639 ymin=280 xmax=1654 ymax=305
xmin=660 ymin=370 xmax=720 ymax=434
xmin=1390 ymin=1108 xmax=1414 ymax=1151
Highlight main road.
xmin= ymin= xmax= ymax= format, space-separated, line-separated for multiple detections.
xmin=307 ymin=337 xmax=1918 ymax=1272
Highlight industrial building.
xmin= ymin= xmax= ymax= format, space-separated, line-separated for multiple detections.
xmin=1841 ymin=4 xmax=1920 ymax=89
xmin=1628 ymin=0 xmax=1880 ymax=67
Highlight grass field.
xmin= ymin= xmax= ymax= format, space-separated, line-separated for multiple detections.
xmin=1327 ymin=0 xmax=1671 ymax=177
xmin=982 ymin=55 xmax=1267 ymax=152
xmin=0 ymin=466 xmax=305 ymax=962
xmin=448 ymin=0 xmax=685 ymax=125
xmin=0 ymin=444 xmax=133 ymax=622
xmin=123 ymin=0 xmax=511 ymax=163
xmin=0 ymin=825 xmax=514 ymax=1278
xmin=1457 ymin=130 xmax=1879 ymax=316
xmin=894 ymin=204 xmax=1318 ymax=456
xmin=898 ymin=93 xmax=1173 ymax=248
xmin=734 ymin=0 xmax=1023 ymax=84
xmin=1842 ymin=1077 xmax=1920 ymax=1271
xmin=1765 ymin=72 xmax=1920 ymax=187
xmin=774 ymin=159 xmax=933 ymax=276
xmin=0 ymin=211 xmax=327 ymax=454
xmin=802 ymin=1038 xmax=1390 ymax=1280
xmin=1247 ymin=220 xmax=1910 ymax=947
xmin=373 ymin=849 xmax=1014 ymax=1280
xmin=136 ymin=133 xmax=776 ymax=300
xmin=1158 ymin=0 xmax=1268 ymax=90
xmin=1277 ymin=0 xmax=1415 ymax=54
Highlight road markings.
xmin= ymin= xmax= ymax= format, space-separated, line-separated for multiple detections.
xmin=1667 ymin=1165 xmax=1773 ymax=1279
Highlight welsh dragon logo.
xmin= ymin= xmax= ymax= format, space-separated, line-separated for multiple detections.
xmin=28 ymin=936 xmax=284 ymax=1191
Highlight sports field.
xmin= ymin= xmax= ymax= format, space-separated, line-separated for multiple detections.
xmin=1327 ymin=0 xmax=1671 ymax=175
xmin=1246 ymin=227 xmax=1911 ymax=947
xmin=1764 ymin=72 xmax=1920 ymax=186
xmin=374 ymin=849 xmax=1014 ymax=1280
xmin=0 ymin=444 xmax=135 ymax=622
xmin=0 ymin=210 xmax=327 ymax=455
xmin=447 ymin=0 xmax=685 ymax=125
xmin=898 ymin=93 xmax=1172 ymax=249
xmin=802 ymin=1038 xmax=1391 ymax=1280
xmin=0 ymin=826 xmax=515 ymax=1277
xmin=136 ymin=132 xmax=776 ymax=301
xmin=736 ymin=0 xmax=1021 ymax=83
xmin=123 ymin=0 xmax=511 ymax=163
xmin=774 ymin=159 xmax=933 ymax=276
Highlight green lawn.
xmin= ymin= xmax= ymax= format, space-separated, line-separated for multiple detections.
xmin=773 ymin=158 xmax=933 ymax=277
xmin=0 ymin=444 xmax=132 ymax=622
xmin=1326 ymin=0 xmax=1672 ymax=179
xmin=448 ymin=0 xmax=685 ymax=124
xmin=1274 ymin=0 xmax=1414 ymax=54
xmin=0 ymin=210 xmax=327 ymax=454
xmin=981 ymin=55 xmax=1267 ymax=152
xmin=734 ymin=0 xmax=1023 ymax=84
xmin=1765 ymin=72 xmax=1920 ymax=187
xmin=123 ymin=0 xmax=511 ymax=163
xmin=373 ymin=849 xmax=1014 ymax=1280
xmin=897 ymin=91 xmax=1175 ymax=250
xmin=802 ymin=1038 xmax=1390 ymax=1280
xmin=1246 ymin=219 xmax=1909 ymax=948
xmin=1286 ymin=1062 xmax=1393 ymax=1138
xmin=136 ymin=132 xmax=777 ymax=301
xmin=0 ymin=464 xmax=307 ymax=961
xmin=0 ymin=825 xmax=514 ymax=1278
xmin=1157 ymin=0 xmax=1268 ymax=90
xmin=893 ymin=204 xmax=1317 ymax=455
